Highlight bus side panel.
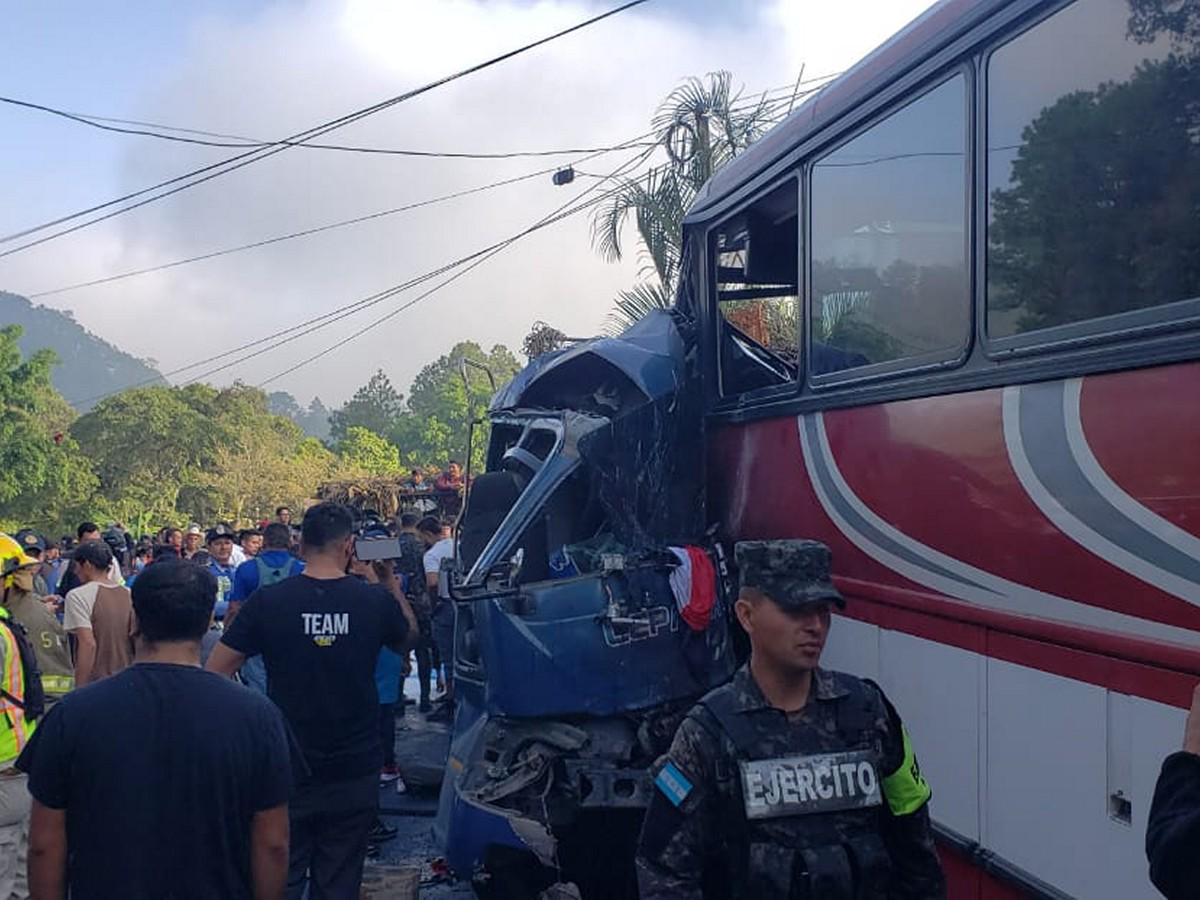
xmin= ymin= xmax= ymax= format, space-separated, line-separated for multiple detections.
xmin=707 ymin=363 xmax=1200 ymax=899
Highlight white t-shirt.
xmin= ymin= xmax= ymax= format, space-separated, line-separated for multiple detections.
xmin=229 ymin=545 xmax=247 ymax=566
xmin=62 ymin=581 xmax=116 ymax=632
xmin=423 ymin=538 xmax=454 ymax=576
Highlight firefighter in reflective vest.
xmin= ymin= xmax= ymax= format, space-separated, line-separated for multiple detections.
xmin=636 ymin=539 xmax=946 ymax=900
xmin=1 ymin=533 xmax=73 ymax=703
xmin=0 ymin=536 xmax=38 ymax=899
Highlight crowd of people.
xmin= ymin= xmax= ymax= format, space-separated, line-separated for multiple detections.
xmin=1 ymin=492 xmax=1199 ymax=900
xmin=0 ymin=499 xmax=463 ymax=900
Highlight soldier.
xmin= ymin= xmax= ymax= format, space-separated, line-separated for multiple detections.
xmin=636 ymin=539 xmax=945 ymax=900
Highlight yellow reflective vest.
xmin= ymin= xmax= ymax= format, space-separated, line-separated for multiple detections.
xmin=0 ymin=607 xmax=35 ymax=763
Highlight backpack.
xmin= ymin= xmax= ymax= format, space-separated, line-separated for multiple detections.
xmin=255 ymin=555 xmax=300 ymax=589
xmin=0 ymin=614 xmax=45 ymax=723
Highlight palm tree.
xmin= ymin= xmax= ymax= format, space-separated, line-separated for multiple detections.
xmin=592 ymin=71 xmax=781 ymax=333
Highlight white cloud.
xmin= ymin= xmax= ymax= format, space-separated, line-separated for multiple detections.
xmin=2 ymin=0 xmax=936 ymax=405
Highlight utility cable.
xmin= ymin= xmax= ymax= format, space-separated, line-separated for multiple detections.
xmin=66 ymin=146 xmax=659 ymax=406
xmin=256 ymin=146 xmax=656 ymax=387
xmin=55 ymin=71 xmax=840 ymax=401
xmin=0 ymin=95 xmax=659 ymax=157
xmin=26 ymin=88 xmax=812 ymax=300
xmin=1 ymin=72 xmax=838 ymax=157
xmin=28 ymin=139 xmax=644 ymax=299
xmin=0 ymin=0 xmax=651 ymax=257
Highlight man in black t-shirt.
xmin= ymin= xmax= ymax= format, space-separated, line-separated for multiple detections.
xmin=208 ymin=502 xmax=417 ymax=900
xmin=18 ymin=560 xmax=294 ymax=900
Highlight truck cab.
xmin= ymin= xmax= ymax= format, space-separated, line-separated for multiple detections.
xmin=434 ymin=310 xmax=737 ymax=898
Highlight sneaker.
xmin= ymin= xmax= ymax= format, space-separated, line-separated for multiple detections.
xmin=380 ymin=765 xmax=401 ymax=784
xmin=368 ymin=819 xmax=398 ymax=842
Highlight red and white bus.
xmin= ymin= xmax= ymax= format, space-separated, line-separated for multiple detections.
xmin=681 ymin=0 xmax=1200 ymax=896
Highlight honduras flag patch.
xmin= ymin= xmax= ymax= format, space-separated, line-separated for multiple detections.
xmin=655 ymin=760 xmax=694 ymax=807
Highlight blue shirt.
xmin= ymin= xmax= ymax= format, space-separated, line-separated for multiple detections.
xmin=43 ymin=558 xmax=66 ymax=594
xmin=230 ymin=551 xmax=304 ymax=603
xmin=374 ymin=648 xmax=403 ymax=705
xmin=206 ymin=560 xmax=238 ymax=620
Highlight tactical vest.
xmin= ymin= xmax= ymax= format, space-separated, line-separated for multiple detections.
xmin=694 ymin=674 xmax=891 ymax=900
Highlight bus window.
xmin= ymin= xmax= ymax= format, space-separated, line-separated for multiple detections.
xmin=810 ymin=74 xmax=969 ymax=376
xmin=987 ymin=0 xmax=1200 ymax=339
xmin=712 ymin=179 xmax=799 ymax=398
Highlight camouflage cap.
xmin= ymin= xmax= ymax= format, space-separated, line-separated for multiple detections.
xmin=735 ymin=539 xmax=845 ymax=610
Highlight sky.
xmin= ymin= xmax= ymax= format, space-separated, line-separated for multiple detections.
xmin=0 ymin=0 xmax=938 ymax=407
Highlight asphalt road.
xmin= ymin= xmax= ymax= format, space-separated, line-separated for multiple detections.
xmin=366 ymin=681 xmax=475 ymax=898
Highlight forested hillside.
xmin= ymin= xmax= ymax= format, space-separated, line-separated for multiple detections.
xmin=0 ymin=291 xmax=164 ymax=409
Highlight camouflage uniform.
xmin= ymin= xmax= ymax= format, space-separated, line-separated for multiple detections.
xmin=396 ymin=533 xmax=431 ymax=630
xmin=636 ymin=540 xmax=945 ymax=900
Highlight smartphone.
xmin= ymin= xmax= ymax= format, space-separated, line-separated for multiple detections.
xmin=354 ymin=536 xmax=403 ymax=561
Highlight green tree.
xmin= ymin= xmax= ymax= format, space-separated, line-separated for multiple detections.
xmin=0 ymin=325 xmax=97 ymax=533
xmin=329 ymin=370 xmax=404 ymax=443
xmin=389 ymin=342 xmax=522 ymax=471
xmin=267 ymin=390 xmax=302 ymax=419
xmin=70 ymin=382 xmax=333 ymax=528
xmin=593 ymin=72 xmax=779 ymax=332
xmin=336 ymin=427 xmax=402 ymax=476
xmin=71 ymin=385 xmax=212 ymax=525
xmin=300 ymin=397 xmax=332 ymax=441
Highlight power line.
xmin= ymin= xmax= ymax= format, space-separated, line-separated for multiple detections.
xmin=27 ymin=139 xmax=649 ymax=299
xmin=2 ymin=72 xmax=838 ymax=156
xmin=186 ymin=148 xmax=654 ymax=388
xmin=0 ymin=94 xmax=661 ymax=158
xmin=257 ymin=147 xmax=657 ymax=387
xmin=0 ymin=0 xmax=652 ymax=259
xmin=25 ymin=89 xmax=816 ymax=300
xmin=67 ymin=147 xmax=659 ymax=406
xmin=54 ymin=72 xmax=843 ymax=402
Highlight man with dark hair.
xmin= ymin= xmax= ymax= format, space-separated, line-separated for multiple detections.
xmin=434 ymin=461 xmax=464 ymax=493
xmin=56 ymin=522 xmax=117 ymax=598
xmin=63 ymin=541 xmax=133 ymax=686
xmin=240 ymin=529 xmax=264 ymax=560
xmin=227 ymin=523 xmax=304 ymax=693
xmin=40 ymin=541 xmax=65 ymax=596
xmin=434 ymin=462 xmax=465 ymax=517
xmin=19 ymin=561 xmax=294 ymax=900
xmin=208 ymin=502 xmax=418 ymax=900
xmin=205 ymin=525 xmax=239 ymax=622
xmin=636 ymin=541 xmax=944 ymax=900
xmin=396 ymin=514 xmax=433 ymax=713
xmin=164 ymin=527 xmax=184 ymax=555
xmin=275 ymin=507 xmax=292 ymax=526
xmin=229 ymin=524 xmax=304 ymax=615
xmin=152 ymin=544 xmax=181 ymax=563
xmin=420 ymin=517 xmax=455 ymax=716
